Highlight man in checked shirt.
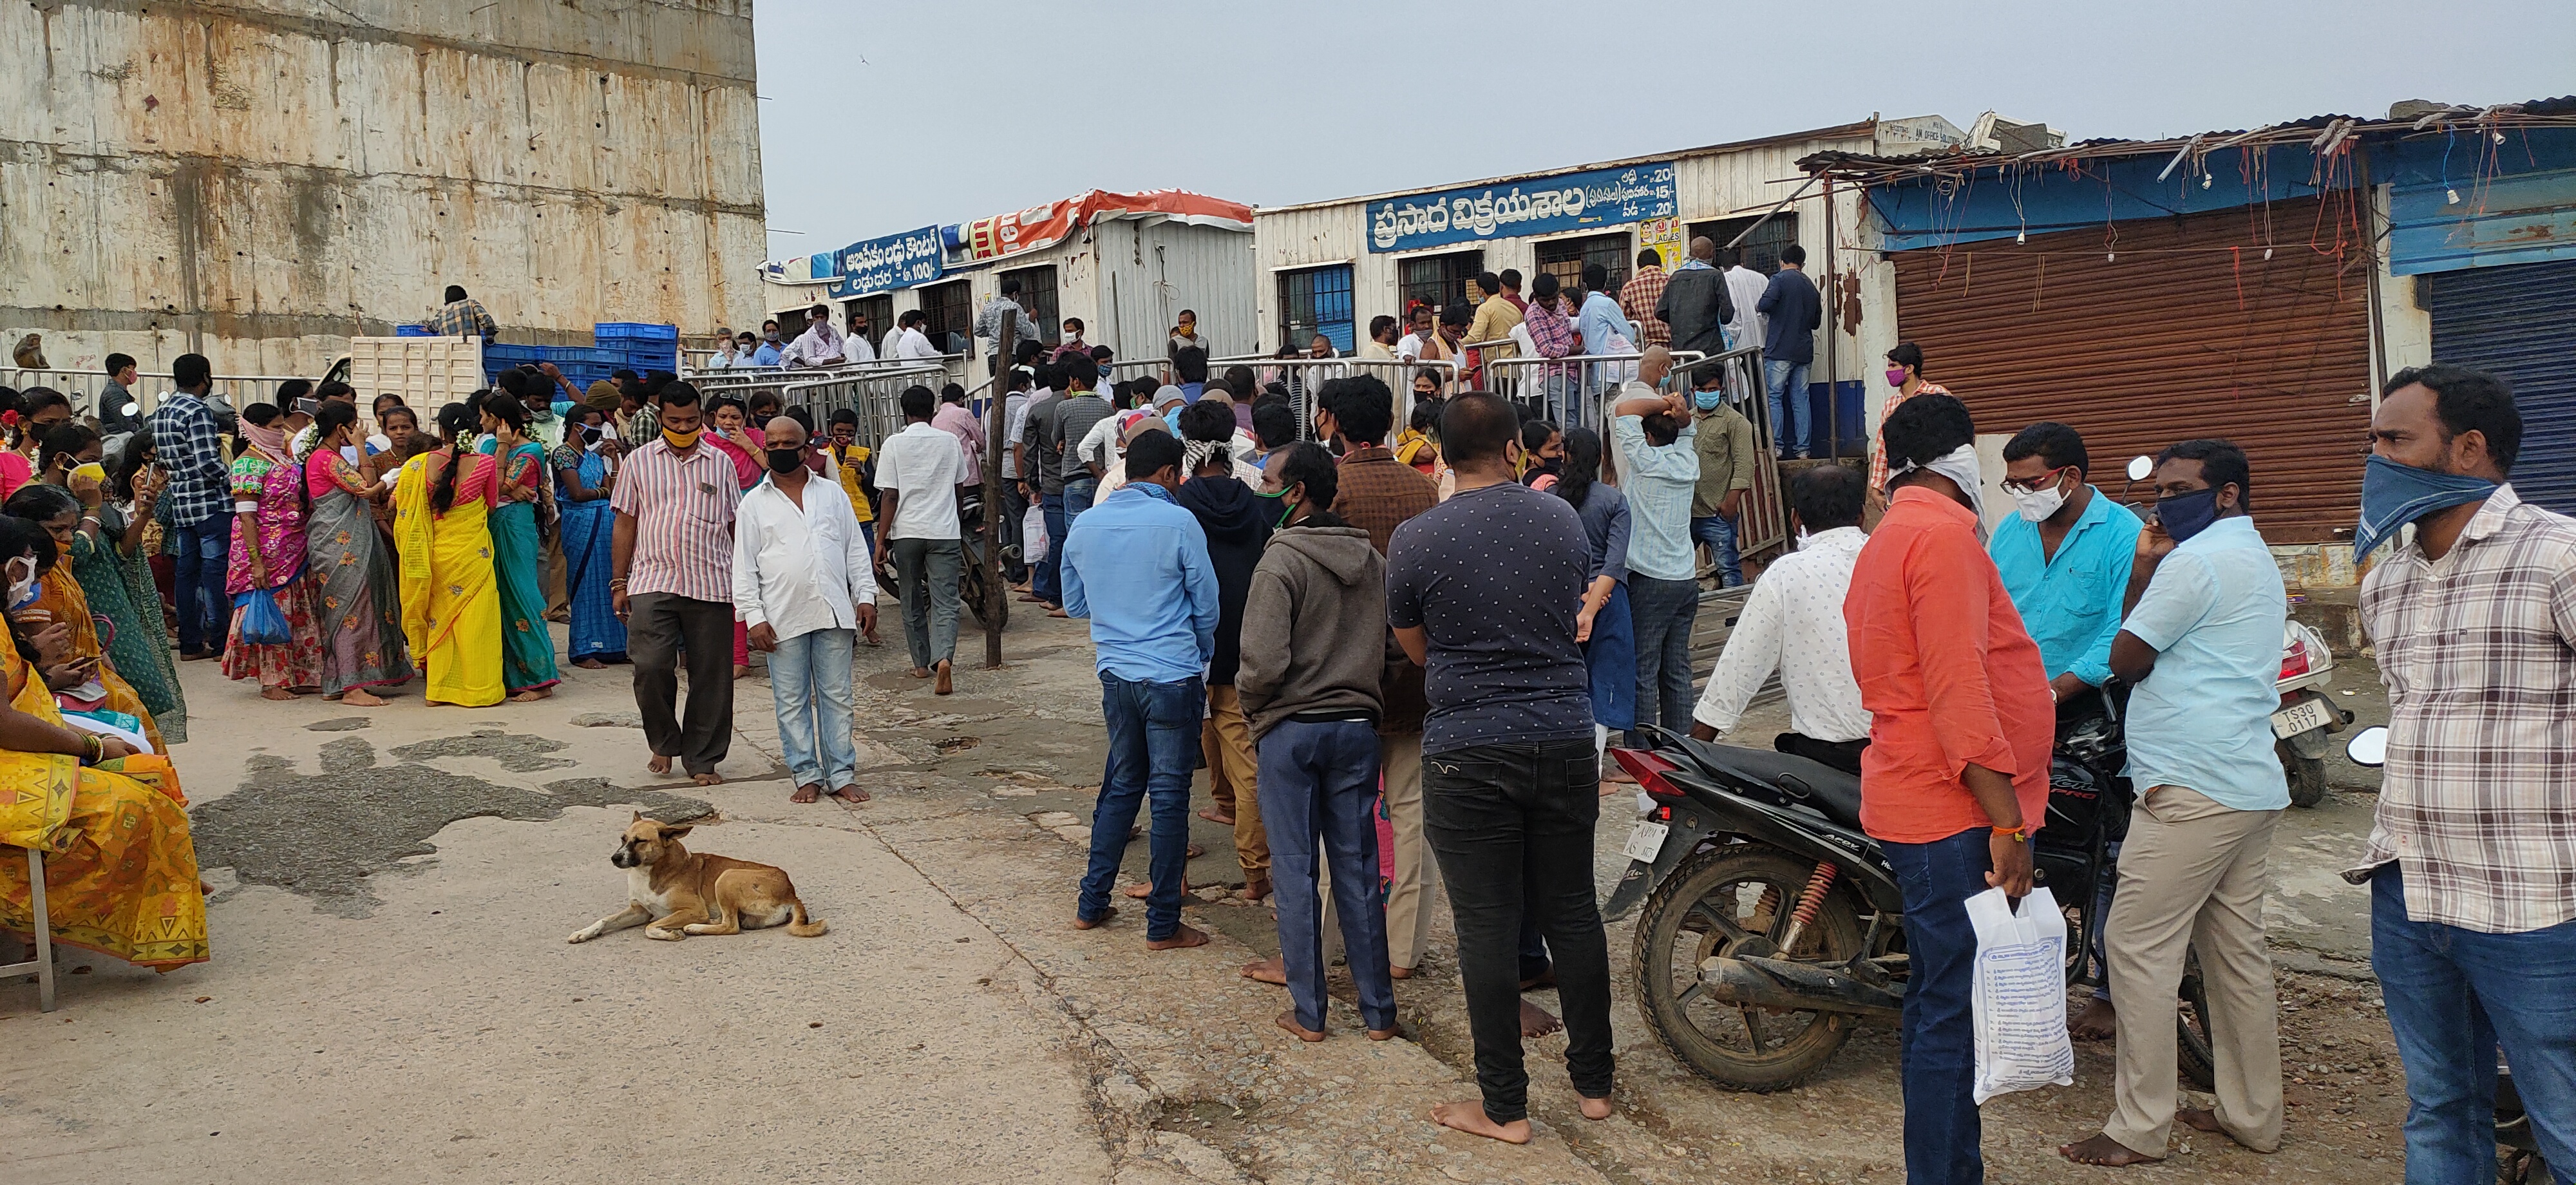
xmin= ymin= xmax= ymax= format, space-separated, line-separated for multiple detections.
xmin=2347 ymin=364 xmax=2576 ymax=1180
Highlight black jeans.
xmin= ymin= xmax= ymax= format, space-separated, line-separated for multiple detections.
xmin=626 ymin=592 xmax=734 ymax=775
xmin=1423 ymin=738 xmax=1616 ymax=1123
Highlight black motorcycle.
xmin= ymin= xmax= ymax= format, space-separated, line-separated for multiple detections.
xmin=1604 ymin=700 xmax=2217 ymax=1093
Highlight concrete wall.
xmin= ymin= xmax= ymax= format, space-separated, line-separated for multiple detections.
xmin=2 ymin=0 xmax=766 ymax=383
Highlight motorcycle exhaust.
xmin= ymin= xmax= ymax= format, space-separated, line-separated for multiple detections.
xmin=1700 ymin=954 xmax=1904 ymax=1022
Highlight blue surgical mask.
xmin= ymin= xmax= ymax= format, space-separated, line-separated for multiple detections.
xmin=1692 ymin=388 xmax=1724 ymax=412
xmin=2353 ymin=453 xmax=2499 ymax=562
xmin=2154 ymin=487 xmax=2224 ymax=544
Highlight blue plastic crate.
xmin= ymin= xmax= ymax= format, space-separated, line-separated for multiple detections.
xmin=394 ymin=325 xmax=431 ymax=337
xmin=594 ymin=321 xmax=679 ymax=343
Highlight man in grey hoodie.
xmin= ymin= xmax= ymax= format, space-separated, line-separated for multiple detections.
xmin=1235 ymin=441 xmax=1397 ymax=1043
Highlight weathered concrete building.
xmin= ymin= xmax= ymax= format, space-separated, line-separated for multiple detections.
xmin=2 ymin=0 xmax=766 ymax=384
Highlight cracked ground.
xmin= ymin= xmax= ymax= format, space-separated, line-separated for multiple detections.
xmin=2 ymin=612 xmax=2406 ymax=1183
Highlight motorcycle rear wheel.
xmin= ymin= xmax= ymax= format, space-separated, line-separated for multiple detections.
xmin=2279 ymin=742 xmax=2329 ymax=808
xmin=1632 ymin=844 xmax=1868 ymax=1092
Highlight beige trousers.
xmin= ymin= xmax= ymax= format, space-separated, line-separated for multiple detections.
xmin=1323 ymin=732 xmax=1438 ymax=970
xmin=2104 ymin=784 xmax=2284 ymax=1157
xmin=1202 ymin=685 xmax=1267 ymax=878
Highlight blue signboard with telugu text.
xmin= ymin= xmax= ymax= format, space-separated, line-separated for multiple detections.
xmin=831 ymin=225 xmax=944 ymax=298
xmin=1366 ymin=162 xmax=1676 ymax=253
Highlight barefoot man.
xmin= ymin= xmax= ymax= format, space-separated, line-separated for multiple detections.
xmin=1062 ymin=430 xmax=1220 ymax=951
xmin=734 ymin=415 xmax=881 ymax=806
xmin=611 ymin=381 xmax=739 ymax=788
xmin=1388 ymin=392 xmax=1616 ymax=1142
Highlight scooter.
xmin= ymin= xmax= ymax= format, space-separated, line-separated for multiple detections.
xmin=2119 ymin=455 xmax=2352 ymax=808
xmin=1604 ymin=699 xmax=2217 ymax=1093
xmin=2344 ymin=726 xmax=2548 ymax=1182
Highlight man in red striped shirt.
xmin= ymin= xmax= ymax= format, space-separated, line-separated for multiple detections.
xmin=611 ymin=382 xmax=743 ymax=786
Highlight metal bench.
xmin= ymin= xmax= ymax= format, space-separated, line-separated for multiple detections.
xmin=1 ymin=846 xmax=55 ymax=1012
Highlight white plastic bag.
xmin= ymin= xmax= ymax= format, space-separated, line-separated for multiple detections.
xmin=1021 ymin=504 xmax=1049 ymax=564
xmin=1965 ymin=884 xmax=2076 ymax=1104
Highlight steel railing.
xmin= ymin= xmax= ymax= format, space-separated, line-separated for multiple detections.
xmin=1482 ymin=349 xmax=1705 ymax=431
xmin=774 ymin=363 xmax=951 ymax=450
xmin=3 ymin=367 xmax=314 ymax=419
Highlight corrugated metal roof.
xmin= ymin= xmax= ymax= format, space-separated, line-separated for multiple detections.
xmin=1255 ymin=117 xmax=1880 ymax=215
xmin=1799 ymin=98 xmax=2576 ymax=182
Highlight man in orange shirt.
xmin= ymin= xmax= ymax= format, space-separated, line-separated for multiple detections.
xmin=1844 ymin=392 xmax=2055 ymax=1185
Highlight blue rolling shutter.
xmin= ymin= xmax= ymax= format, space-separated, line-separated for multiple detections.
xmin=2426 ymin=259 xmax=2576 ymax=515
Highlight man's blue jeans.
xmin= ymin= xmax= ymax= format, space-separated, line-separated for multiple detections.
xmin=1690 ymin=513 xmax=1742 ymax=587
xmin=2371 ymin=866 xmax=2576 ymax=1183
xmin=1077 ymin=671 xmax=1202 ymax=941
xmin=1765 ymin=358 xmax=1811 ymax=458
xmin=1256 ymin=718 xmax=1396 ymax=1033
xmin=765 ymin=627 xmax=858 ymax=791
xmin=1626 ymin=574 xmax=1700 ymax=748
xmin=1065 ymin=476 xmax=1098 ymax=524
xmin=172 ymin=513 xmax=234 ymax=655
xmin=1035 ymin=490 xmax=1066 ymax=605
xmin=1883 ymin=826 xmax=1992 ymax=1185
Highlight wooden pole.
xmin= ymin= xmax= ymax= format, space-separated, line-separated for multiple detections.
xmin=983 ymin=315 xmax=1013 ymax=668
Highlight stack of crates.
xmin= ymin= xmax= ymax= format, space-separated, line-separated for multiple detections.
xmin=593 ymin=322 xmax=679 ymax=375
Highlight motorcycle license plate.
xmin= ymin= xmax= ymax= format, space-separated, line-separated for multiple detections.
xmin=2271 ymin=697 xmax=2333 ymax=739
xmin=1622 ymin=820 xmax=1671 ymax=862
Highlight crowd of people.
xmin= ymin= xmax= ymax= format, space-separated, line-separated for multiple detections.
xmin=4 ymin=293 xmax=2568 ymax=1180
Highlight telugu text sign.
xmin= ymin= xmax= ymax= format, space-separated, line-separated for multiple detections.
xmin=1367 ymin=163 xmax=1677 ymax=253
xmin=833 ymin=226 xmax=944 ymax=298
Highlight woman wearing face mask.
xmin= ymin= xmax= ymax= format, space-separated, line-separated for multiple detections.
xmin=1519 ymin=420 xmax=1566 ymax=490
xmin=552 ymin=404 xmax=626 ymax=669
xmin=473 ymin=392 xmax=558 ymax=701
xmin=1555 ymin=428 xmax=1636 ymax=789
xmin=59 ymin=434 xmax=188 ymax=741
xmin=0 ymin=515 xmax=209 ymax=973
xmin=394 ymin=402 xmax=505 ymax=708
xmin=1867 ymin=341 xmax=1954 ymax=507
xmin=301 ymin=401 xmax=413 ymax=706
xmin=703 ymin=396 xmax=764 ymax=490
xmin=222 ymin=403 xmax=325 ymax=701
xmin=5 ymin=482 xmax=171 ymax=749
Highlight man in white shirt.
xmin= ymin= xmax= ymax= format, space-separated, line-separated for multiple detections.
xmin=735 ymin=415 xmax=881 ymax=804
xmin=1690 ymin=464 xmax=1873 ymax=773
xmin=779 ymin=303 xmax=847 ymax=368
xmin=892 ymin=310 xmax=942 ymax=361
xmin=1722 ymin=251 xmax=1773 ymax=393
xmin=1394 ymin=304 xmax=1435 ymax=363
xmin=842 ymin=309 xmax=878 ymax=365
xmin=871 ymin=384 xmax=966 ymax=694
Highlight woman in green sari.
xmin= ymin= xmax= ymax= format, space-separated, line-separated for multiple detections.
xmin=475 ymin=392 xmax=558 ymax=701
xmin=68 ymin=433 xmax=189 ymax=743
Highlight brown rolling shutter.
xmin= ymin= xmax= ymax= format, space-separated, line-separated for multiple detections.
xmin=1891 ymin=196 xmax=2372 ymax=543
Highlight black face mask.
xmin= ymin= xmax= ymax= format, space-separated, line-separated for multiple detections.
xmin=766 ymin=448 xmax=803 ymax=475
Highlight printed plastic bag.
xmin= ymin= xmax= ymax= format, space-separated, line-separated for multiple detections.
xmin=1021 ymin=504 xmax=1049 ymax=564
xmin=236 ymin=587 xmax=292 ymax=646
xmin=1966 ymin=884 xmax=2076 ymax=1104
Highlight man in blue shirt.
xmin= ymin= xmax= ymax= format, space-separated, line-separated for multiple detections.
xmin=1989 ymin=421 xmax=2143 ymax=1041
xmin=749 ymin=319 xmax=784 ymax=367
xmin=1755 ymin=245 xmax=1823 ymax=459
xmin=1062 ymin=430 xmax=1222 ymax=951
xmin=1609 ymin=346 xmax=1701 ymax=748
xmin=2061 ymin=439 xmax=2287 ymax=1169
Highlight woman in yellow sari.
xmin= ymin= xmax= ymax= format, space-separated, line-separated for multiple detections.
xmin=393 ymin=403 xmax=505 ymax=708
xmin=4 ymin=482 xmax=167 ymax=751
xmin=0 ymin=518 xmax=207 ymax=971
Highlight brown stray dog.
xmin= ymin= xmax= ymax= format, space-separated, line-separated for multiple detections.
xmin=566 ymin=813 xmax=829 ymax=943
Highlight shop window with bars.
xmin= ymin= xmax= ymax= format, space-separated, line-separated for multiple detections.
xmin=1535 ymin=233 xmax=1633 ymax=299
xmin=1689 ymin=214 xmax=1800 ymax=275
xmin=915 ymin=279 xmax=972 ymax=355
xmin=1397 ymin=251 xmax=1484 ymax=322
xmin=1001 ymin=264 xmax=1062 ymax=346
xmin=1278 ymin=264 xmax=1356 ymax=352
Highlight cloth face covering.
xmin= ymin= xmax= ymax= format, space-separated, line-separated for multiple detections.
xmin=2352 ymin=452 xmax=2500 ymax=562
xmin=1886 ymin=442 xmax=1989 ymax=542
xmin=2154 ymin=487 xmax=2223 ymax=544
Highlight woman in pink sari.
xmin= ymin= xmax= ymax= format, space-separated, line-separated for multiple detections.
xmin=222 ymin=403 xmax=325 ymax=698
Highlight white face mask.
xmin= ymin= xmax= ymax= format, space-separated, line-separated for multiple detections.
xmin=2009 ymin=473 xmax=2070 ymax=523
xmin=6 ymin=556 xmax=37 ymax=611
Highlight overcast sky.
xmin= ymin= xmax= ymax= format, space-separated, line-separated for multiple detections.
xmin=751 ymin=0 xmax=2574 ymax=258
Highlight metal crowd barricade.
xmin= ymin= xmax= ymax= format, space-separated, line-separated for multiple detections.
xmin=775 ymin=363 xmax=948 ymax=449
xmin=3 ymin=367 xmax=312 ymax=417
xmin=1482 ymin=349 xmax=1704 ymax=433
xmin=683 ymin=353 xmax=966 ymax=408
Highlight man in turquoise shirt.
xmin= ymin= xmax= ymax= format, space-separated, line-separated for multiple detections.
xmin=1991 ymin=423 xmax=2143 ymax=701
xmin=2062 ymin=439 xmax=2287 ymax=1169
xmin=1062 ymin=430 xmax=1222 ymax=951
xmin=1991 ymin=422 xmax=2143 ymax=1041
